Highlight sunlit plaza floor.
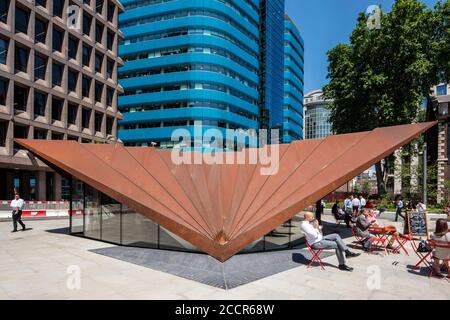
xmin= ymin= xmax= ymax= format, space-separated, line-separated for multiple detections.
xmin=0 ymin=214 xmax=448 ymax=300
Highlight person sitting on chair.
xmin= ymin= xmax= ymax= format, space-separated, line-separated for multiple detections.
xmin=430 ymin=219 xmax=450 ymax=278
xmin=332 ymin=200 xmax=351 ymax=228
xmin=301 ymin=212 xmax=360 ymax=271
xmin=356 ymin=210 xmax=377 ymax=252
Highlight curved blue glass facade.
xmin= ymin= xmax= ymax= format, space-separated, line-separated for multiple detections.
xmin=283 ymin=15 xmax=304 ymax=143
xmin=118 ymin=0 xmax=261 ymax=147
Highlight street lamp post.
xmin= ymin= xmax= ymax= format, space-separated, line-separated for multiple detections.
xmin=422 ymin=143 xmax=427 ymax=207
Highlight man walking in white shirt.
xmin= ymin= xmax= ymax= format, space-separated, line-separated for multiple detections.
xmin=359 ymin=195 xmax=367 ymax=209
xmin=352 ymin=195 xmax=361 ymax=215
xmin=300 ymin=212 xmax=360 ymax=271
xmin=10 ymin=193 xmax=26 ymax=232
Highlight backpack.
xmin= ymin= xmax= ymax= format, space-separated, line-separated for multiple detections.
xmin=417 ymin=240 xmax=432 ymax=253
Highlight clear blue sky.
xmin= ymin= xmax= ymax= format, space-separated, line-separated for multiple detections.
xmin=285 ymin=0 xmax=440 ymax=94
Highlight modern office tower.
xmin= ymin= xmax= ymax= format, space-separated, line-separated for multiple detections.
xmin=0 ymin=0 xmax=124 ymax=201
xmin=282 ymin=15 xmax=304 ymax=143
xmin=117 ymin=0 xmax=303 ymax=148
xmin=303 ymin=89 xmax=333 ymax=140
xmin=258 ymin=0 xmax=285 ymax=135
xmin=118 ymin=0 xmax=261 ymax=148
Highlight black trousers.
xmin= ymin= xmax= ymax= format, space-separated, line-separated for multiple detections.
xmin=395 ymin=208 xmax=405 ymax=222
xmin=12 ymin=210 xmax=25 ymax=231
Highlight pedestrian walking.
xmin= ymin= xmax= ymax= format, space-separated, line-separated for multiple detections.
xmin=395 ymin=196 xmax=405 ymax=222
xmin=10 ymin=193 xmax=26 ymax=232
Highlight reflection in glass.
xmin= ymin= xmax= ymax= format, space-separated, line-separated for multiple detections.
xmin=265 ymin=220 xmax=291 ymax=251
xmin=159 ymin=226 xmax=200 ymax=252
xmin=121 ymin=205 xmax=158 ymax=248
xmin=70 ymin=178 xmax=84 ymax=233
xmin=84 ymin=184 xmax=101 ymax=239
xmin=101 ymin=194 xmax=121 ymax=244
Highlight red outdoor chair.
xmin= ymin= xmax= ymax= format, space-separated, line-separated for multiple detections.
xmin=393 ymin=233 xmax=413 ymax=255
xmin=305 ymin=241 xmax=326 ymax=270
xmin=426 ymin=240 xmax=450 ymax=278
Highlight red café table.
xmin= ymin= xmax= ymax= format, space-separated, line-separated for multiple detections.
xmin=368 ymin=226 xmax=404 ymax=253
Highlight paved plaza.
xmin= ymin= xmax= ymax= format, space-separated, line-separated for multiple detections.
xmin=0 ymin=215 xmax=448 ymax=300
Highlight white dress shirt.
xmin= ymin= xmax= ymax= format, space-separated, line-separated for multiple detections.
xmin=10 ymin=199 xmax=25 ymax=210
xmin=352 ymin=198 xmax=361 ymax=207
xmin=360 ymin=197 xmax=367 ymax=207
xmin=301 ymin=221 xmax=323 ymax=245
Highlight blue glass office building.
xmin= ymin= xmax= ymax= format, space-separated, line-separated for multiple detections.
xmin=117 ymin=0 xmax=303 ymax=147
xmin=283 ymin=15 xmax=305 ymax=142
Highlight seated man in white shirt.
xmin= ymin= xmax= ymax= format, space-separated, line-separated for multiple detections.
xmin=301 ymin=212 xmax=359 ymax=271
xmin=10 ymin=193 xmax=26 ymax=232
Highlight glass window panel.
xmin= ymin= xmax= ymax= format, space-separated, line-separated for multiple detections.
xmin=95 ymin=23 xmax=103 ymax=43
xmin=34 ymin=54 xmax=47 ymax=80
xmin=52 ymin=27 xmax=63 ymax=52
xmin=15 ymin=7 xmax=29 ymax=34
xmin=95 ymin=81 xmax=102 ymax=102
xmin=106 ymin=59 xmax=113 ymax=78
xmin=106 ymin=31 xmax=113 ymax=50
xmin=15 ymin=46 xmax=29 ymax=73
xmin=0 ymin=120 xmax=7 ymax=147
xmin=96 ymin=0 xmax=103 ymax=14
xmin=437 ymin=84 xmax=448 ymax=96
xmin=82 ymin=108 xmax=90 ymax=128
xmin=70 ymin=178 xmax=84 ymax=234
xmin=289 ymin=213 xmax=304 ymax=248
xmin=36 ymin=0 xmax=47 ymax=8
xmin=53 ymin=0 xmax=64 ymax=18
xmin=83 ymin=14 xmax=91 ymax=36
xmin=159 ymin=226 xmax=200 ymax=252
xmin=14 ymin=85 xmax=28 ymax=111
xmin=84 ymin=184 xmax=101 ymax=239
xmin=35 ymin=18 xmax=47 ymax=44
xmin=0 ymin=78 xmax=7 ymax=105
xmin=95 ymin=53 xmax=102 ymax=72
xmin=68 ymin=103 xmax=78 ymax=124
xmin=34 ymin=128 xmax=47 ymax=140
xmin=0 ymin=0 xmax=9 ymax=24
xmin=68 ymin=37 xmax=78 ymax=59
xmin=68 ymin=69 xmax=77 ymax=92
xmin=52 ymin=97 xmax=63 ymax=121
xmin=34 ymin=91 xmax=47 ymax=116
xmin=107 ymin=2 xmax=114 ymax=22
xmin=106 ymin=116 xmax=113 ymax=134
xmin=82 ymin=76 xmax=90 ymax=97
xmin=264 ymin=220 xmax=291 ymax=251
xmin=52 ymin=63 xmax=63 ymax=86
xmin=100 ymin=193 xmax=121 ymax=244
xmin=121 ymin=205 xmax=158 ymax=248
xmin=94 ymin=112 xmax=102 ymax=131
xmin=0 ymin=38 xmax=7 ymax=64
xmin=106 ymin=87 xmax=113 ymax=105
xmin=82 ymin=45 xmax=90 ymax=66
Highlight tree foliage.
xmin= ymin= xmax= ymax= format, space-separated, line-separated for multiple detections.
xmin=323 ymin=0 xmax=450 ymax=194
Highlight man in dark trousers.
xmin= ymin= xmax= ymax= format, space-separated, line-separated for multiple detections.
xmin=395 ymin=196 xmax=405 ymax=222
xmin=315 ymin=199 xmax=324 ymax=226
xmin=10 ymin=193 xmax=26 ymax=232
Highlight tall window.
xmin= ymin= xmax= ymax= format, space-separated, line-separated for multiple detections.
xmin=68 ymin=37 xmax=78 ymax=60
xmin=0 ymin=38 xmax=7 ymax=64
xmin=83 ymin=14 xmax=91 ymax=36
xmin=51 ymin=132 xmax=64 ymax=140
xmin=82 ymin=76 xmax=90 ymax=97
xmin=68 ymin=69 xmax=78 ymax=92
xmin=15 ymin=46 xmax=29 ymax=73
xmin=34 ymin=91 xmax=47 ymax=117
xmin=34 ymin=54 xmax=47 ymax=80
xmin=0 ymin=120 xmax=7 ymax=147
xmin=52 ymin=63 xmax=63 ymax=87
xmin=35 ymin=18 xmax=47 ymax=44
xmin=106 ymin=59 xmax=113 ymax=79
xmin=52 ymin=27 xmax=64 ymax=52
xmin=52 ymin=97 xmax=63 ymax=121
xmin=95 ymin=52 xmax=103 ymax=73
xmin=96 ymin=0 xmax=103 ymax=15
xmin=107 ymin=2 xmax=114 ymax=22
xmin=15 ymin=7 xmax=29 ymax=34
xmin=95 ymin=23 xmax=103 ymax=43
xmin=0 ymin=0 xmax=9 ymax=24
xmin=53 ymin=0 xmax=64 ymax=18
xmin=106 ymin=116 xmax=114 ymax=135
xmin=106 ymin=87 xmax=113 ymax=106
xmin=106 ymin=31 xmax=114 ymax=50
xmin=82 ymin=108 xmax=91 ymax=128
xmin=14 ymin=85 xmax=28 ymax=111
xmin=94 ymin=112 xmax=103 ymax=132
xmin=95 ymin=82 xmax=103 ymax=102
xmin=0 ymin=78 xmax=7 ymax=105
xmin=82 ymin=45 xmax=91 ymax=67
xmin=68 ymin=103 xmax=78 ymax=125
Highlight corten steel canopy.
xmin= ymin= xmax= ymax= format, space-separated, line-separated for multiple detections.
xmin=16 ymin=122 xmax=436 ymax=262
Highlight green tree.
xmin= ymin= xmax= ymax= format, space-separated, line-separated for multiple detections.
xmin=324 ymin=0 xmax=449 ymax=195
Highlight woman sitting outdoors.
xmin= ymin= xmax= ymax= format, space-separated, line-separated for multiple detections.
xmin=430 ymin=219 xmax=450 ymax=278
